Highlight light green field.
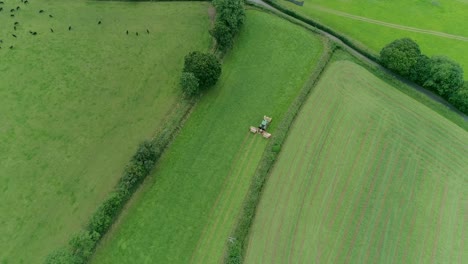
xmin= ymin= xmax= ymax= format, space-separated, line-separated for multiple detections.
xmin=278 ymin=0 xmax=468 ymax=69
xmin=245 ymin=56 xmax=468 ymax=263
xmin=0 ymin=0 xmax=211 ymax=262
xmin=91 ymin=9 xmax=324 ymax=263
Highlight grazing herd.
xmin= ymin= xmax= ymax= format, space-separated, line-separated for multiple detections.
xmin=0 ymin=0 xmax=151 ymax=50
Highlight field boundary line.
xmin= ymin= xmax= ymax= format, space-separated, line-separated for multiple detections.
xmin=309 ymin=5 xmax=468 ymax=42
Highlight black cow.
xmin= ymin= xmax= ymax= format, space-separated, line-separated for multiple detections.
xmin=12 ymin=34 xmax=17 ymax=38
xmin=0 ymin=7 xmax=3 ymax=12
xmin=16 ymin=6 xmax=20 ymax=10
xmin=136 ymin=32 xmax=139 ymax=36
xmin=68 ymin=26 xmax=72 ymax=31
xmin=98 ymin=21 xmax=101 ymax=25
xmin=50 ymin=28 xmax=54 ymax=33
xmin=147 ymin=29 xmax=150 ymax=34
xmin=14 ymin=22 xmax=19 ymax=25
xmin=39 ymin=10 xmax=44 ymax=13
xmin=126 ymin=30 xmax=128 ymax=35
xmin=10 ymin=9 xmax=15 ymax=12
xmin=14 ymin=26 xmax=16 ymax=30
xmin=10 ymin=14 xmax=14 ymax=17
xmin=49 ymin=14 xmax=53 ymax=18
xmin=10 ymin=46 xmax=13 ymax=49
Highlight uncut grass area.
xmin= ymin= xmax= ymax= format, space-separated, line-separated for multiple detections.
xmin=278 ymin=0 xmax=468 ymax=69
xmin=245 ymin=55 xmax=468 ymax=263
xmin=0 ymin=0 xmax=211 ymax=262
xmin=91 ymin=9 xmax=325 ymax=264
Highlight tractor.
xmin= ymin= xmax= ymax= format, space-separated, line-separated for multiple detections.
xmin=249 ymin=116 xmax=272 ymax=138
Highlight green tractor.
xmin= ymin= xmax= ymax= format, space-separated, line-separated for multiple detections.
xmin=249 ymin=116 xmax=272 ymax=138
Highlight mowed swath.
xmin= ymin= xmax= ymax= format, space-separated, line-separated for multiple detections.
xmin=0 ymin=1 xmax=211 ymax=262
xmin=92 ymin=10 xmax=324 ymax=263
xmin=281 ymin=0 xmax=468 ymax=69
xmin=245 ymin=59 xmax=468 ymax=263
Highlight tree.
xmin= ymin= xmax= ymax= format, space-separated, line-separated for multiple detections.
xmin=212 ymin=0 xmax=245 ymax=34
xmin=44 ymin=248 xmax=80 ymax=264
xmin=183 ymin=51 xmax=222 ymax=89
xmin=210 ymin=21 xmax=234 ymax=52
xmin=409 ymin=54 xmax=431 ymax=85
xmin=449 ymin=81 xmax=468 ymax=114
xmin=380 ymin=38 xmax=421 ymax=77
xmin=180 ymin=72 xmax=200 ymax=96
xmin=423 ymin=56 xmax=464 ymax=97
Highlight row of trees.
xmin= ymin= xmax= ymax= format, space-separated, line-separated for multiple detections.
xmin=180 ymin=0 xmax=245 ymax=96
xmin=380 ymin=38 xmax=467 ymax=114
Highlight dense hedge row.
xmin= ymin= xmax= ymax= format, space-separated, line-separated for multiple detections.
xmin=263 ymin=0 xmax=379 ymax=63
xmin=210 ymin=0 xmax=245 ymax=53
xmin=380 ymin=38 xmax=467 ymax=115
xmin=224 ymin=40 xmax=335 ymax=264
xmin=44 ymin=99 xmax=196 ymax=264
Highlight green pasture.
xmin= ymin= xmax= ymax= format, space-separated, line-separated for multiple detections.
xmin=92 ymin=9 xmax=324 ymax=264
xmin=0 ymin=0 xmax=211 ymax=262
xmin=245 ymin=54 xmax=468 ymax=263
xmin=278 ymin=0 xmax=468 ymax=70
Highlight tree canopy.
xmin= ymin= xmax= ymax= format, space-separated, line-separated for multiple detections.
xmin=183 ymin=51 xmax=222 ymax=89
xmin=380 ymin=38 xmax=421 ymax=77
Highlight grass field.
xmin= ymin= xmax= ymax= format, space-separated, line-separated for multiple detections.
xmin=91 ymin=9 xmax=324 ymax=263
xmin=278 ymin=0 xmax=468 ymax=69
xmin=0 ymin=0 xmax=211 ymax=262
xmin=245 ymin=53 xmax=468 ymax=263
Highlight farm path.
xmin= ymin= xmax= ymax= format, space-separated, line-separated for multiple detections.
xmin=247 ymin=0 xmax=468 ymax=120
xmin=309 ymin=5 xmax=468 ymax=42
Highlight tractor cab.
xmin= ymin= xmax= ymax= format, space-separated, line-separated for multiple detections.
xmin=249 ymin=116 xmax=272 ymax=138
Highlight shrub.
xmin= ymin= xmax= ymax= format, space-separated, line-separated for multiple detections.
xmin=180 ymin=72 xmax=200 ymax=96
xmin=423 ymin=56 xmax=464 ymax=97
xmin=212 ymin=0 xmax=245 ymax=34
xmin=380 ymin=38 xmax=421 ymax=77
xmin=449 ymin=82 xmax=468 ymax=114
xmin=69 ymin=231 xmax=100 ymax=260
xmin=210 ymin=21 xmax=234 ymax=52
xmin=409 ymin=54 xmax=431 ymax=85
xmin=132 ymin=140 xmax=158 ymax=174
xmin=44 ymin=248 xmax=80 ymax=264
xmin=183 ymin=51 xmax=222 ymax=89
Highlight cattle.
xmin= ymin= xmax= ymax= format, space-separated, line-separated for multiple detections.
xmin=98 ymin=21 xmax=101 ymax=25
xmin=68 ymin=26 xmax=72 ymax=31
xmin=10 ymin=8 xmax=15 ymax=12
xmin=50 ymin=28 xmax=54 ymax=33
xmin=0 ymin=1 xmax=4 ymax=4
xmin=10 ymin=14 xmax=14 ymax=17
xmin=49 ymin=14 xmax=53 ymax=18
xmin=32 ymin=32 xmax=37 ymax=35
xmin=14 ymin=22 xmax=19 ymax=25
xmin=39 ymin=10 xmax=44 ymax=13
xmin=147 ymin=29 xmax=150 ymax=34
xmin=126 ymin=30 xmax=128 ymax=35
xmin=12 ymin=34 xmax=17 ymax=38
xmin=10 ymin=46 xmax=13 ymax=49
xmin=14 ymin=26 xmax=16 ymax=30
xmin=0 ymin=7 xmax=3 ymax=11
xmin=16 ymin=6 xmax=20 ymax=10
xmin=136 ymin=32 xmax=139 ymax=36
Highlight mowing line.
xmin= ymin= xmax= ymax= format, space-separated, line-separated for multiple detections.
xmin=459 ymin=203 xmax=468 ymax=264
xmin=292 ymin=107 xmax=352 ymax=263
xmin=189 ymin=133 xmax=252 ymax=263
xmin=258 ymin=89 xmax=337 ymax=262
xmin=309 ymin=4 xmax=468 ymax=41
xmin=271 ymin=103 xmax=338 ymax=262
xmin=431 ymin=183 xmax=448 ymax=264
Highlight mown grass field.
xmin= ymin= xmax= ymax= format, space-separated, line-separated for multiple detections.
xmin=245 ymin=53 xmax=468 ymax=263
xmin=278 ymin=0 xmax=468 ymax=69
xmin=0 ymin=0 xmax=211 ymax=262
xmin=91 ymin=9 xmax=324 ymax=264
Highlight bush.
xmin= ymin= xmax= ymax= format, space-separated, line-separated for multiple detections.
xmin=44 ymin=248 xmax=80 ymax=264
xmin=380 ymin=38 xmax=421 ymax=77
xmin=409 ymin=54 xmax=431 ymax=85
xmin=210 ymin=21 xmax=234 ymax=52
xmin=132 ymin=140 xmax=159 ymax=174
xmin=69 ymin=231 xmax=100 ymax=260
xmin=449 ymin=82 xmax=468 ymax=114
xmin=180 ymin=72 xmax=200 ymax=96
xmin=183 ymin=51 xmax=222 ymax=89
xmin=423 ymin=56 xmax=464 ymax=97
xmin=212 ymin=0 xmax=245 ymax=34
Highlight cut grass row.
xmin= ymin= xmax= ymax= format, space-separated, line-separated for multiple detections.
xmin=0 ymin=1 xmax=211 ymax=262
xmin=278 ymin=0 xmax=468 ymax=70
xmin=245 ymin=51 xmax=468 ymax=263
xmin=91 ymin=9 xmax=325 ymax=263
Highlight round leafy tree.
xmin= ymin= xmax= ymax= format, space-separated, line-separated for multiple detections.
xmin=380 ymin=38 xmax=421 ymax=77
xmin=183 ymin=51 xmax=222 ymax=89
xmin=180 ymin=72 xmax=200 ymax=96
